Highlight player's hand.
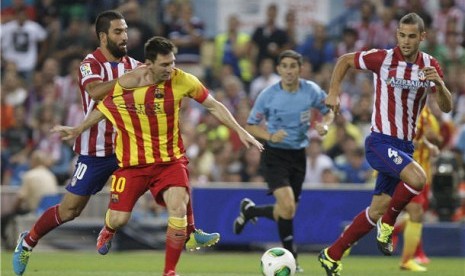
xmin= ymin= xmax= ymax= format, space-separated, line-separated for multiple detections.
xmin=270 ymin=129 xmax=288 ymax=143
xmin=315 ymin=123 xmax=329 ymax=136
xmin=238 ymin=131 xmax=264 ymax=152
xmin=325 ymin=94 xmax=340 ymax=114
xmin=120 ymin=65 xmax=153 ymax=88
xmin=50 ymin=125 xmax=80 ymax=140
xmin=421 ymin=66 xmax=442 ymax=86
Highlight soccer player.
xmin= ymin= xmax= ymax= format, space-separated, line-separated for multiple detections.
xmin=12 ymin=11 xmax=217 ymax=276
xmin=53 ymin=36 xmax=263 ymax=276
xmin=318 ymin=13 xmax=452 ymax=276
xmin=233 ymin=49 xmax=334 ymax=272
xmin=394 ymin=104 xmax=440 ymax=271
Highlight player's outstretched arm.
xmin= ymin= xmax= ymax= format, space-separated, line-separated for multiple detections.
xmin=51 ymin=109 xmax=105 ymax=140
xmin=202 ymin=95 xmax=264 ymax=151
xmin=326 ymin=53 xmax=356 ymax=114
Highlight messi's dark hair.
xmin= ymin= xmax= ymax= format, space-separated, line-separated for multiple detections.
xmin=144 ymin=36 xmax=177 ymax=61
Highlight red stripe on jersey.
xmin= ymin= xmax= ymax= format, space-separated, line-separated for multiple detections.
xmin=145 ymin=86 xmax=162 ymax=163
xmin=126 ymin=90 xmax=147 ymax=165
xmin=400 ymin=65 xmax=412 ymax=139
xmin=107 ymin=94 xmax=131 ymax=166
xmin=164 ymin=80 xmax=176 ymax=160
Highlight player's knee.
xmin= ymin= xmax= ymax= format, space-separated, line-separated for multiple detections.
xmin=109 ymin=215 xmax=130 ymax=229
xmin=278 ymin=202 xmax=295 ymax=219
xmin=58 ymin=206 xmax=83 ymax=222
xmin=367 ymin=208 xmax=384 ymax=221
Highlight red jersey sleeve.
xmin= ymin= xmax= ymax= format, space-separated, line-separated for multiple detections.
xmin=79 ymin=58 xmax=105 ymax=90
xmin=354 ymin=49 xmax=387 ymax=75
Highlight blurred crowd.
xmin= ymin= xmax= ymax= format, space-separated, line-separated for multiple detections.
xmin=1 ymin=0 xmax=465 ymax=220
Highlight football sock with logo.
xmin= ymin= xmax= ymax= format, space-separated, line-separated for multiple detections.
xmin=25 ymin=204 xmax=63 ymax=248
xmin=328 ymin=208 xmax=375 ymax=261
xmin=248 ymin=205 xmax=274 ymax=220
xmin=401 ymin=220 xmax=422 ymax=264
xmin=382 ymin=182 xmax=421 ymax=225
xmin=277 ymin=218 xmax=296 ymax=258
xmin=165 ymin=216 xmax=187 ymax=274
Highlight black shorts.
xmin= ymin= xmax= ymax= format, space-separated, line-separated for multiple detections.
xmin=260 ymin=144 xmax=306 ymax=201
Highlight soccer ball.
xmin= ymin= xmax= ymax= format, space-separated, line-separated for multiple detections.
xmin=260 ymin=247 xmax=296 ymax=276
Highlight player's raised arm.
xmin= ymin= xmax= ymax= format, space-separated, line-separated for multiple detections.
xmin=201 ymin=94 xmax=264 ymax=151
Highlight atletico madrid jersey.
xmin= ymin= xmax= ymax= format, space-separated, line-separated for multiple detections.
xmin=97 ymin=68 xmax=209 ymax=167
xmin=354 ymin=46 xmax=444 ymax=141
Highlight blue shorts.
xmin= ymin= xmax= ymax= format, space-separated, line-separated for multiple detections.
xmin=365 ymin=132 xmax=414 ymax=196
xmin=66 ymin=154 xmax=119 ymax=196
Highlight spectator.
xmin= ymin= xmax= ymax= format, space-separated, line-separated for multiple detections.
xmin=336 ymin=146 xmax=373 ymax=184
xmin=214 ymin=14 xmax=253 ymax=86
xmin=348 ymin=0 xmax=378 ymax=49
xmin=2 ymin=70 xmax=27 ymax=107
xmin=1 ymin=106 xmax=34 ymax=186
xmin=239 ymin=146 xmax=264 ymax=183
xmin=297 ymin=22 xmax=336 ymax=73
xmin=420 ymin=27 xmax=448 ymax=67
xmin=52 ymin=17 xmax=91 ymax=75
xmin=249 ymin=57 xmax=280 ymax=103
xmin=336 ymin=27 xmax=366 ymax=57
xmin=118 ymin=1 xmax=154 ymax=62
xmin=372 ymin=6 xmax=398 ymax=49
xmin=250 ymin=3 xmax=290 ymax=68
xmin=168 ymin=1 xmax=205 ymax=77
xmin=432 ymin=0 xmax=464 ymax=44
xmin=1 ymin=6 xmax=48 ymax=81
xmin=1 ymin=150 xmax=58 ymax=248
xmin=304 ymin=135 xmax=335 ymax=187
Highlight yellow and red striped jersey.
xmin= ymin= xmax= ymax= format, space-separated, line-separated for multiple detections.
xmin=97 ymin=68 xmax=209 ymax=167
xmin=413 ymin=106 xmax=440 ymax=183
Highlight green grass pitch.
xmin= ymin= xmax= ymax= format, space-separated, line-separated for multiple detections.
xmin=1 ymin=250 xmax=464 ymax=275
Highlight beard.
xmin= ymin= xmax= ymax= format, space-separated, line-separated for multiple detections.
xmin=107 ymin=38 xmax=127 ymax=58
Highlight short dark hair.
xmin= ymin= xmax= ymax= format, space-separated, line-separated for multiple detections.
xmin=278 ymin=50 xmax=303 ymax=66
xmin=95 ymin=10 xmax=125 ymax=40
xmin=144 ymin=36 xmax=177 ymax=61
xmin=399 ymin=12 xmax=425 ymax=33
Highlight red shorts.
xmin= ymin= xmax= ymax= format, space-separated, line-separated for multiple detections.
xmin=410 ymin=183 xmax=430 ymax=210
xmin=108 ymin=157 xmax=190 ymax=212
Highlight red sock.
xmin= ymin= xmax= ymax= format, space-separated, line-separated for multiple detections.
xmin=328 ymin=208 xmax=375 ymax=260
xmin=186 ymin=198 xmax=195 ymax=235
xmin=382 ymin=182 xmax=421 ymax=225
xmin=414 ymin=240 xmax=426 ymax=258
xmin=25 ymin=205 xmax=62 ymax=248
xmin=164 ymin=225 xmax=186 ymax=274
xmin=392 ymin=219 xmax=406 ymax=251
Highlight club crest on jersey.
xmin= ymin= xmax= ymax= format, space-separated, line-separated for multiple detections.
xmin=154 ymin=88 xmax=164 ymax=99
xmin=111 ymin=193 xmax=119 ymax=203
xmin=418 ymin=71 xmax=426 ymax=81
xmin=80 ymin=63 xmax=92 ymax=77
xmin=393 ymin=155 xmax=403 ymax=165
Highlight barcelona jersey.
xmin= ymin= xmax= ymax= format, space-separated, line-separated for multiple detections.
xmin=97 ymin=68 xmax=209 ymax=167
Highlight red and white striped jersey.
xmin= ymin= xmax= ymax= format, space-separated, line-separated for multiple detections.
xmin=75 ymin=48 xmax=140 ymax=156
xmin=354 ymin=46 xmax=443 ymax=141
